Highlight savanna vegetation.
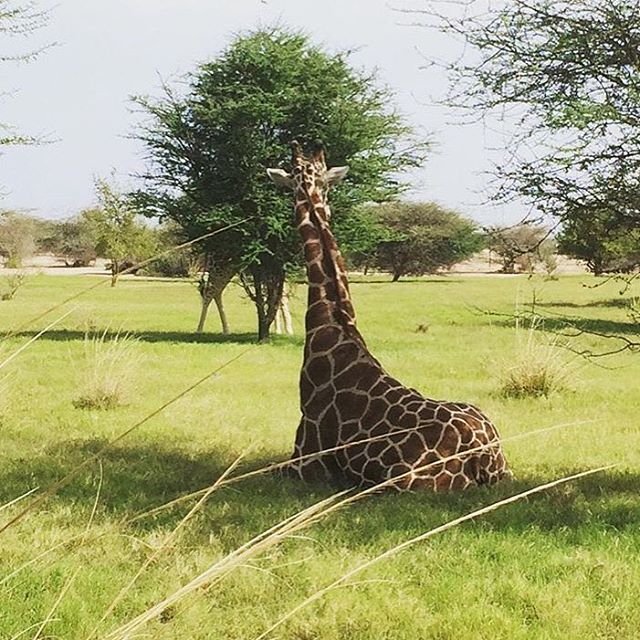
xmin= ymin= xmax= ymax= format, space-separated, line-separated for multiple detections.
xmin=422 ymin=0 xmax=640 ymax=274
xmin=0 ymin=272 xmax=638 ymax=639
xmin=2 ymin=2 xmax=640 ymax=638
xmin=131 ymin=29 xmax=427 ymax=341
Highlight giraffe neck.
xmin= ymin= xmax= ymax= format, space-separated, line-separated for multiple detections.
xmin=294 ymin=186 xmax=358 ymax=337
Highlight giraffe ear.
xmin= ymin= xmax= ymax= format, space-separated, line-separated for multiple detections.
xmin=326 ymin=166 xmax=349 ymax=186
xmin=267 ymin=168 xmax=294 ymax=189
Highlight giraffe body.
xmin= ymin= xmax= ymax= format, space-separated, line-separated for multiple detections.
xmin=268 ymin=141 xmax=510 ymax=491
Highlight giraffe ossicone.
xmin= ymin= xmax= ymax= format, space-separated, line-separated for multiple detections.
xmin=267 ymin=140 xmax=511 ymax=491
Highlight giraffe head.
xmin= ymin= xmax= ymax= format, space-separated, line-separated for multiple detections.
xmin=267 ymin=140 xmax=348 ymax=221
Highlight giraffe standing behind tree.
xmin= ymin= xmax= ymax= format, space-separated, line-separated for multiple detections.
xmin=267 ymin=141 xmax=511 ymax=491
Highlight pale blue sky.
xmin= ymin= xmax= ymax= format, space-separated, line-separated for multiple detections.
xmin=1 ymin=0 xmax=523 ymax=224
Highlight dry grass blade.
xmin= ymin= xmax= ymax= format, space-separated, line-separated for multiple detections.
xmin=253 ymin=464 xmax=617 ymax=640
xmin=0 ymin=371 xmax=10 ymax=418
xmin=2 ymin=463 xmax=102 ymax=591
xmin=1 ymin=533 xmax=86 ymax=589
xmin=0 ymin=487 xmax=38 ymax=514
xmin=129 ymin=418 xmax=598 ymax=524
xmin=0 ymin=347 xmax=254 ymax=536
xmin=85 ymin=454 xmax=245 ymax=640
xmin=31 ymin=567 xmax=79 ymax=640
xmin=10 ymin=622 xmax=50 ymax=640
xmin=85 ymin=460 xmax=103 ymax=537
xmin=0 ymin=308 xmax=75 ymax=373
xmin=103 ymin=490 xmax=350 ymax=640
xmin=103 ymin=420 xmax=602 ymax=639
xmin=1 ymin=220 xmax=250 ymax=344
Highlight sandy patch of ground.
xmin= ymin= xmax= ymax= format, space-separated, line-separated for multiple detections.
xmin=449 ymin=249 xmax=588 ymax=275
xmin=0 ymin=255 xmax=111 ymax=276
xmin=0 ymin=250 xmax=589 ymax=277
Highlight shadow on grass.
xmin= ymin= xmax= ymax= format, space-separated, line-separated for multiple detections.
xmin=12 ymin=329 xmax=305 ymax=347
xmin=538 ymin=298 xmax=634 ymax=310
xmin=349 ymin=278 xmax=465 ymax=285
xmin=1 ymin=438 xmax=637 ymax=550
xmin=494 ymin=315 xmax=638 ymax=337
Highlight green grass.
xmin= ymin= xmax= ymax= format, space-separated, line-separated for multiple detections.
xmin=0 ymin=273 xmax=639 ymax=639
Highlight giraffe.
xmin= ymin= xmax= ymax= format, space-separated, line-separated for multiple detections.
xmin=267 ymin=140 xmax=511 ymax=491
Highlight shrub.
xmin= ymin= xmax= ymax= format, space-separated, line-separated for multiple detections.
xmin=499 ymin=318 xmax=573 ymax=398
xmin=73 ymin=331 xmax=140 ymax=410
xmin=0 ymin=211 xmax=36 ymax=268
xmin=0 ymin=272 xmax=28 ymax=300
xmin=138 ymin=252 xmax=196 ymax=278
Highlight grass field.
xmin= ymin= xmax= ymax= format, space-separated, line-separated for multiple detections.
xmin=0 ymin=273 xmax=639 ymax=639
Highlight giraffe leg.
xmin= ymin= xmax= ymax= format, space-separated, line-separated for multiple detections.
xmin=282 ymin=418 xmax=336 ymax=483
xmin=463 ymin=445 xmax=513 ymax=487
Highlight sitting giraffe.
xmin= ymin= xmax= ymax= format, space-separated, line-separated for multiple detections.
xmin=267 ymin=141 xmax=511 ymax=491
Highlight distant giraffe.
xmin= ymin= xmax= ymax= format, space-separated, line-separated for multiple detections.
xmin=267 ymin=141 xmax=511 ymax=491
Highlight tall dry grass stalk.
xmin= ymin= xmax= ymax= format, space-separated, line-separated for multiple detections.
xmin=0 ymin=487 xmax=38 ymax=515
xmin=130 ymin=418 xmax=599 ymax=524
xmin=86 ymin=454 xmax=245 ymax=639
xmin=103 ymin=490 xmax=349 ymax=640
xmin=0 ymin=372 xmax=10 ymax=420
xmin=1 ymin=465 xmax=102 ymax=590
xmin=500 ymin=315 xmax=575 ymax=398
xmin=0 ymin=347 xmax=255 ymax=536
xmin=73 ymin=330 xmax=141 ymax=410
xmin=0 ymin=309 xmax=75 ymax=374
xmin=105 ymin=420 xmax=603 ymax=638
xmin=9 ymin=468 xmax=103 ymax=640
xmin=1 ymin=220 xmax=250 ymax=346
xmin=106 ymin=457 xmax=614 ymax=639
xmin=253 ymin=464 xmax=616 ymax=640
xmin=30 ymin=568 xmax=79 ymax=640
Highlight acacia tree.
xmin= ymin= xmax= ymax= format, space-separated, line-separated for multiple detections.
xmin=132 ymin=29 xmax=426 ymax=341
xmin=370 ymin=202 xmax=483 ymax=281
xmin=416 ymin=1 xmax=640 ymax=265
xmin=558 ymin=212 xmax=640 ymax=275
xmin=484 ymin=224 xmax=550 ymax=274
xmin=91 ymin=179 xmax=157 ymax=284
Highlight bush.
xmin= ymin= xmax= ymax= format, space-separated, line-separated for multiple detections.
xmin=0 ymin=272 xmax=28 ymax=300
xmin=0 ymin=211 xmax=36 ymax=268
xmin=499 ymin=318 xmax=573 ymax=398
xmin=365 ymin=201 xmax=484 ymax=281
xmin=485 ymin=224 xmax=550 ymax=274
xmin=73 ymin=331 xmax=140 ymax=410
xmin=138 ymin=252 xmax=195 ymax=278
xmin=50 ymin=212 xmax=100 ymax=266
xmin=558 ymin=212 xmax=640 ymax=275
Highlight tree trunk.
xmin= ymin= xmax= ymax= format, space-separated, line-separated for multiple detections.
xmin=392 ymin=271 xmax=401 ymax=282
xmin=213 ymin=290 xmax=230 ymax=334
xmin=241 ymin=266 xmax=286 ymax=343
xmin=258 ymin=313 xmax=270 ymax=343
xmin=110 ymin=257 xmax=118 ymax=287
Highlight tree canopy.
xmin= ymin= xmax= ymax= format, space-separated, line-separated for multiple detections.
xmin=365 ymin=201 xmax=483 ymax=281
xmin=420 ymin=0 xmax=640 ymax=269
xmin=91 ymin=178 xmax=158 ymax=282
xmin=132 ymin=28 xmax=427 ymax=340
xmin=0 ymin=1 xmax=50 ymax=147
